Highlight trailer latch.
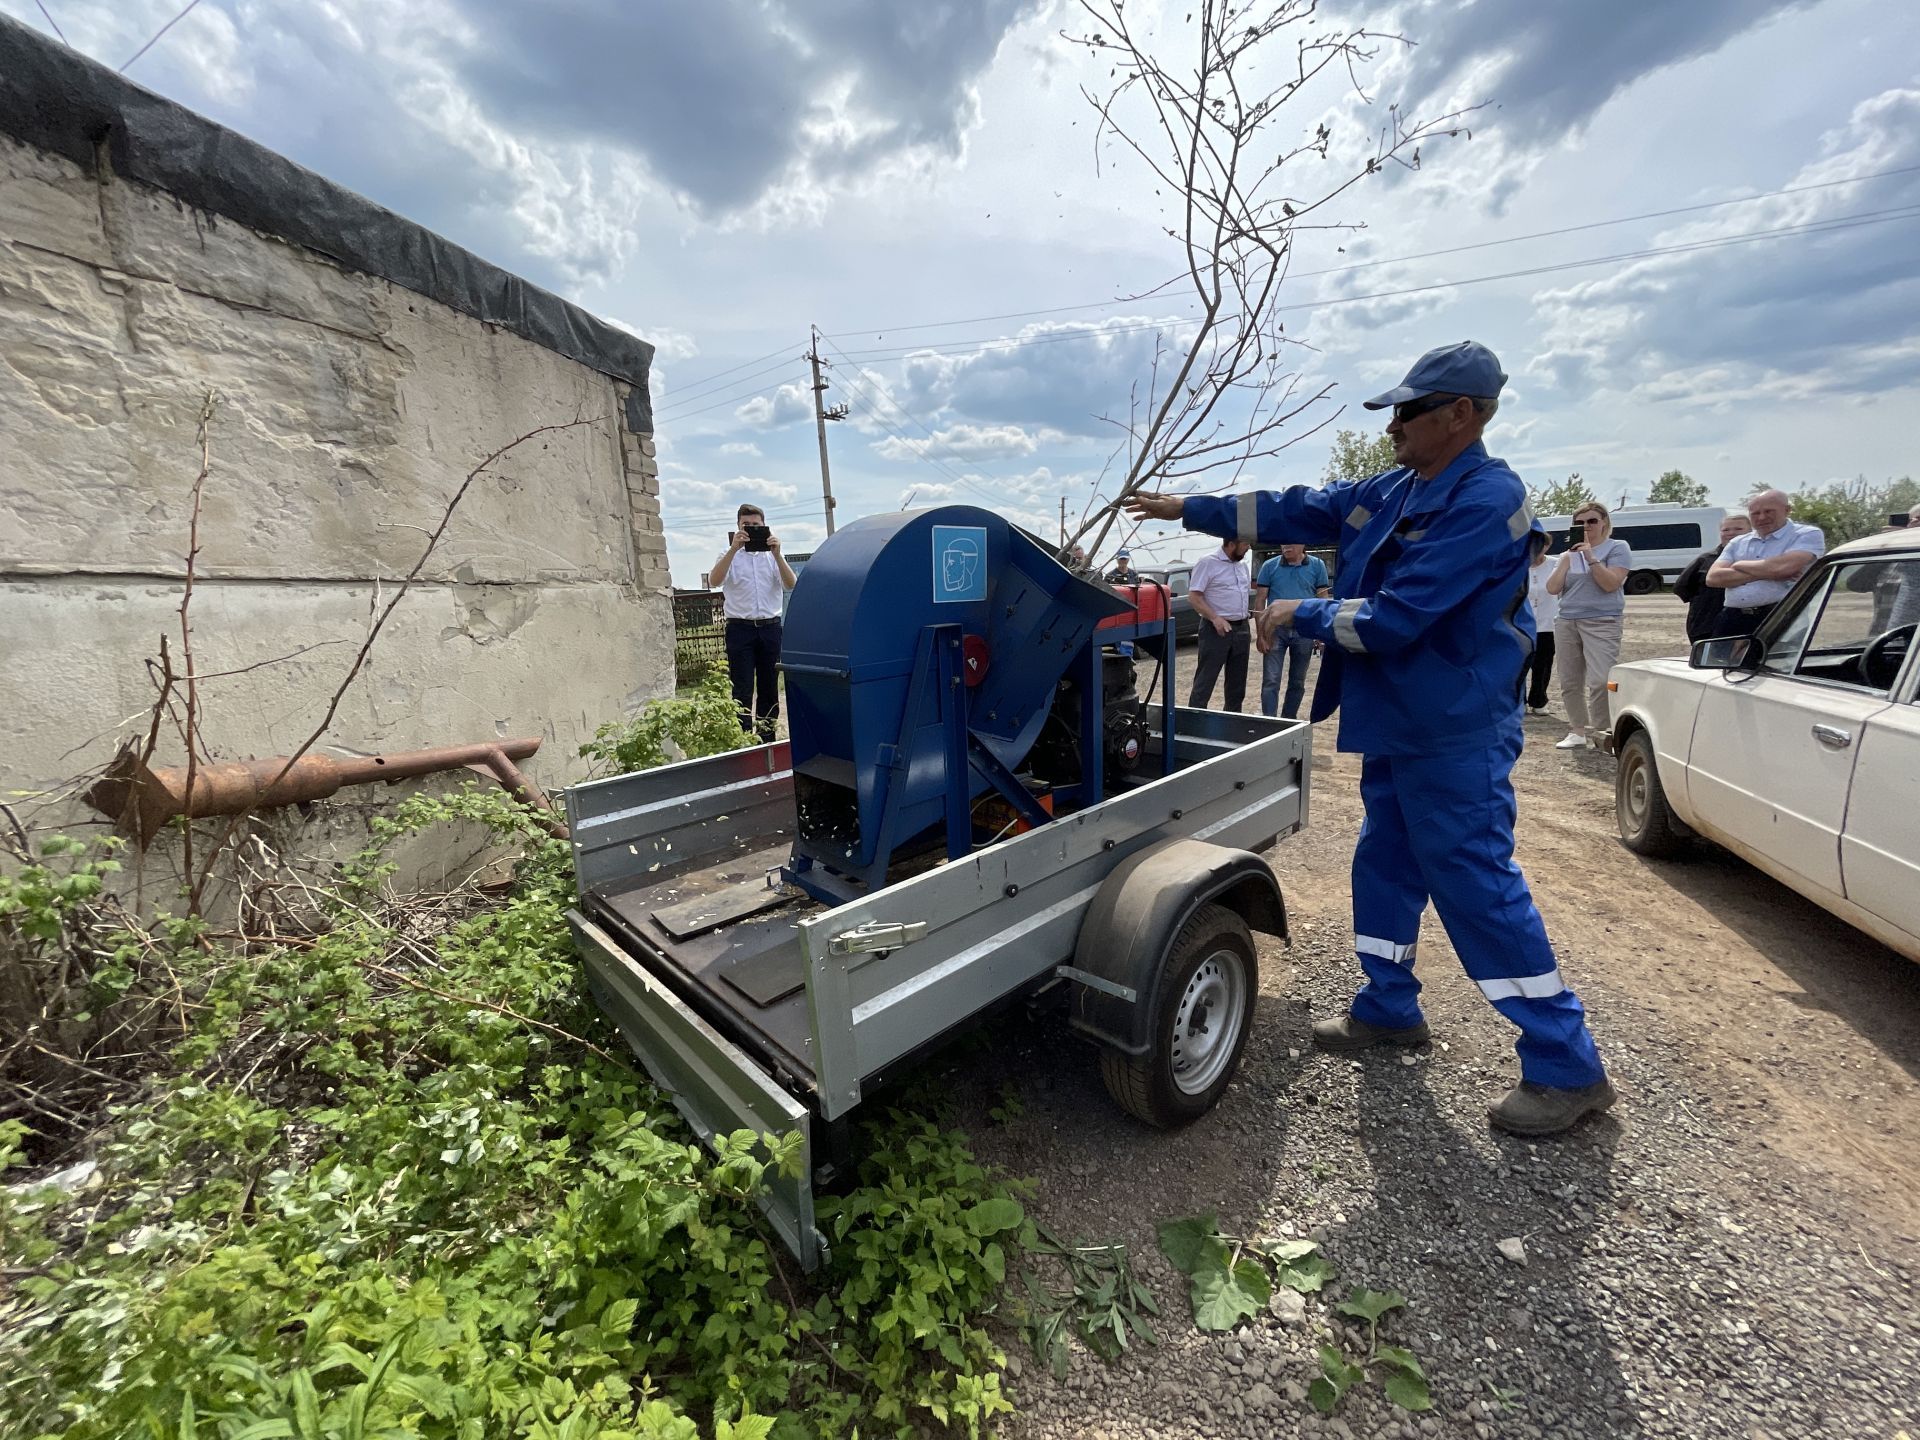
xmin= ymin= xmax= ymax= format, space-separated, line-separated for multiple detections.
xmin=828 ymin=920 xmax=929 ymax=955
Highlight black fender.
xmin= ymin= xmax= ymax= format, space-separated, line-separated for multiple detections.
xmin=1064 ymin=838 xmax=1287 ymax=1058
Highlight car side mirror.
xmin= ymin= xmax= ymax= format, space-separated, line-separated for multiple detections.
xmin=1689 ymin=636 xmax=1753 ymax=671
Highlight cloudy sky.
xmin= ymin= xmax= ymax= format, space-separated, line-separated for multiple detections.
xmin=10 ymin=0 xmax=1918 ymax=576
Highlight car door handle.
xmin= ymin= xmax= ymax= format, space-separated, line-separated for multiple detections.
xmin=1810 ymin=724 xmax=1852 ymax=749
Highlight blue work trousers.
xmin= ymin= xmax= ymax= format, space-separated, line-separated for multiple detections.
xmin=1260 ymin=629 xmax=1315 ymax=719
xmin=1348 ymin=727 xmax=1606 ymax=1090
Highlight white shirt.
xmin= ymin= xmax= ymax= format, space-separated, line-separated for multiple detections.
xmin=721 ymin=549 xmax=784 ymax=620
xmin=1527 ymin=555 xmax=1559 ymax=630
xmin=1720 ymin=520 xmax=1825 ymax=610
xmin=1188 ymin=548 xmax=1252 ymax=621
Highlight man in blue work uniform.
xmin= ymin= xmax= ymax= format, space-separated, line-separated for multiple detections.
xmin=1125 ymin=341 xmax=1614 ymax=1136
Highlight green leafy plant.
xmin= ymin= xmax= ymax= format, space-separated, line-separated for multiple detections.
xmin=1308 ymin=1345 xmax=1366 ymax=1414
xmin=1017 ymin=1229 xmax=1159 ymax=1379
xmin=2 ymin=784 xmax=1025 ymax=1440
xmin=1156 ymin=1214 xmax=1289 ymax=1333
xmin=1313 ymin=1286 xmax=1431 ymax=1415
xmin=1335 ymin=1285 xmax=1407 ymax=1344
xmin=1251 ymin=1236 xmax=1337 ymax=1294
xmin=578 ymin=671 xmax=754 ymax=776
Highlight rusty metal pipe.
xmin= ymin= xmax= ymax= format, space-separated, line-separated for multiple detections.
xmin=87 ymin=737 xmax=559 ymax=846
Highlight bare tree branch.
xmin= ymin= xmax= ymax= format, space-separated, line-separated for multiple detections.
xmin=1061 ymin=1 xmax=1477 ymax=562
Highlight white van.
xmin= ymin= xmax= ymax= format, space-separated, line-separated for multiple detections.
xmin=1538 ymin=504 xmax=1725 ymax=594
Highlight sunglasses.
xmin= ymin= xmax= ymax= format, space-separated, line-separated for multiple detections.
xmin=1391 ymin=393 xmax=1462 ymax=424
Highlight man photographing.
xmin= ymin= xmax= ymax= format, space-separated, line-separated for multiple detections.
xmin=709 ymin=504 xmax=797 ymax=740
xmin=1124 ymin=340 xmax=1613 ymax=1137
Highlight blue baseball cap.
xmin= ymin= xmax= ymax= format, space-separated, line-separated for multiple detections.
xmin=1362 ymin=341 xmax=1508 ymax=410
xmin=1115 ymin=548 xmax=1131 ymax=558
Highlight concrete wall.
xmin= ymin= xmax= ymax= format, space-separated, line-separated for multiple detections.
xmin=0 ymin=131 xmax=671 ymax=824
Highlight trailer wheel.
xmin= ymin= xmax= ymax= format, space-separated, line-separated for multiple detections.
xmin=1101 ymin=902 xmax=1257 ymax=1127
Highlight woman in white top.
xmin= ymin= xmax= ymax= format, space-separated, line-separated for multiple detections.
xmin=1545 ymin=500 xmax=1632 ymax=750
xmin=1522 ymin=532 xmax=1558 ymax=715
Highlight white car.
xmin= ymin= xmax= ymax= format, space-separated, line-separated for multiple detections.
xmin=1605 ymin=527 xmax=1920 ymax=963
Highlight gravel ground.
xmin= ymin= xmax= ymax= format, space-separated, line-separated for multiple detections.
xmin=928 ymin=596 xmax=1920 ymax=1440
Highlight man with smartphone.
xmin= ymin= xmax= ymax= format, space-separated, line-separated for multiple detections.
xmin=709 ymin=503 xmax=797 ymax=740
xmin=1124 ymin=341 xmax=1613 ymax=1137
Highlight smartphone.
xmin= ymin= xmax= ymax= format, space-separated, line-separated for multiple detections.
xmin=743 ymin=524 xmax=772 ymax=552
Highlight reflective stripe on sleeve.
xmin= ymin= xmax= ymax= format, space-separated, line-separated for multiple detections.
xmin=1345 ymin=504 xmax=1373 ymax=530
xmin=1238 ymin=492 xmax=1260 ymax=547
xmin=1332 ymin=598 xmax=1367 ymax=653
xmin=1507 ymin=503 xmax=1535 ymax=541
xmin=1477 ymin=970 xmax=1567 ymax=1002
xmin=1355 ymin=935 xmax=1416 ymax=964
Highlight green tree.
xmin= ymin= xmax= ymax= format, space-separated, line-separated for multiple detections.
xmin=1786 ymin=475 xmax=1920 ymax=545
xmin=1648 ymin=469 xmax=1708 ymax=507
xmin=1529 ymin=472 xmax=1599 ymax=517
xmin=1322 ymin=429 xmax=1398 ymax=485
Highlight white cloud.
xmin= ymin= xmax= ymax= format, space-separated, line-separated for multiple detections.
xmin=1523 ymin=84 xmax=1920 ymax=403
xmin=665 ymin=476 xmax=800 ymax=507
xmin=734 ymin=383 xmax=814 ymax=428
xmin=871 ymin=421 xmax=1064 ymax=462
xmin=719 ymin=440 xmax=762 ymax=456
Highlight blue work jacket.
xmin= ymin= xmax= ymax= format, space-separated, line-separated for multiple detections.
xmin=1183 ymin=441 xmax=1541 ymax=756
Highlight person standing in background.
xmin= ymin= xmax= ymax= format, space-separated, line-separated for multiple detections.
xmin=1186 ymin=540 xmax=1254 ymax=711
xmin=709 ymin=503 xmax=797 ymax=740
xmin=1673 ymin=513 xmax=1753 ymax=644
xmin=1706 ymin=489 xmax=1824 ymax=637
xmin=1253 ymin=543 xmax=1331 ymax=719
xmin=1521 ymin=532 xmax=1558 ymax=715
xmin=1546 ymin=502 xmax=1631 ymax=751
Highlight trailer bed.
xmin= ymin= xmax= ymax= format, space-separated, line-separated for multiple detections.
xmin=565 ymin=704 xmax=1310 ymax=1267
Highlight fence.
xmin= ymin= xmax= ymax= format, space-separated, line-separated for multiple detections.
xmin=671 ymin=590 xmax=725 ymax=687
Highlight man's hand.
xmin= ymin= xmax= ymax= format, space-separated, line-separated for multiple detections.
xmin=1258 ymin=599 xmax=1302 ymax=647
xmin=1123 ymin=491 xmax=1186 ymax=522
xmin=729 ymin=529 xmax=748 ymax=551
xmin=1210 ymin=615 xmax=1230 ymax=637
xmin=767 ymin=531 xmax=782 ymax=554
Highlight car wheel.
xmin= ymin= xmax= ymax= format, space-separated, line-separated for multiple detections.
xmin=1624 ymin=570 xmax=1662 ymax=596
xmin=1616 ymin=729 xmax=1686 ymax=858
xmin=1101 ymin=903 xmax=1257 ymax=1127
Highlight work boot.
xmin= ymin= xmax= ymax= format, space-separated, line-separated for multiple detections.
xmin=1311 ymin=1014 xmax=1431 ymax=1053
xmin=1487 ymin=1078 xmax=1618 ymax=1137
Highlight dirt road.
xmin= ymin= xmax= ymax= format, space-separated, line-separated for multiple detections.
xmin=950 ymin=596 xmax=1920 ymax=1439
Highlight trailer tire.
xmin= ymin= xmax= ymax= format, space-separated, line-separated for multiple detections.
xmin=1101 ymin=902 xmax=1257 ymax=1128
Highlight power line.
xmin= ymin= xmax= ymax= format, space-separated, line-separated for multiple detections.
xmin=821 ymin=161 xmax=1920 ymax=344
xmin=656 ymin=349 xmax=798 ymax=409
xmin=121 ymin=0 xmax=203 ymax=72
xmin=33 ymin=1 xmax=67 ymax=45
xmin=656 ymin=371 xmax=803 ymax=423
xmin=829 ymin=205 xmax=1920 ymax=367
xmin=815 ymin=337 xmax=1006 ymax=504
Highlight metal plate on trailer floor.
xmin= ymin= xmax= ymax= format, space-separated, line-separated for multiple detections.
xmin=719 ymin=937 xmax=810 ymax=1008
xmin=653 ymin=872 xmax=801 ymax=940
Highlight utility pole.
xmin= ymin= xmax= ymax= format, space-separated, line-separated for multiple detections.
xmin=1059 ymin=496 xmax=1067 ymax=547
xmin=807 ymin=326 xmax=847 ymax=536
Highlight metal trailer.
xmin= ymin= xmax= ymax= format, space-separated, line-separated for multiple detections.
xmin=564 ymin=705 xmax=1310 ymax=1269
